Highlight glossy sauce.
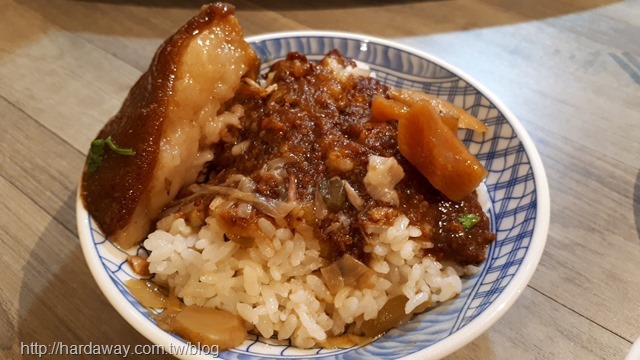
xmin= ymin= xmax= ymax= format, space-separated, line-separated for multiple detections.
xmin=204 ymin=51 xmax=495 ymax=265
xmin=81 ymin=3 xmax=258 ymax=248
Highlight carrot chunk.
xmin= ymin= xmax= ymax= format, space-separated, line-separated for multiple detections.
xmin=398 ymin=101 xmax=487 ymax=201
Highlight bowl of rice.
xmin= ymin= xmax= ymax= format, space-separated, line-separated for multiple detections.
xmin=77 ymin=31 xmax=550 ymax=360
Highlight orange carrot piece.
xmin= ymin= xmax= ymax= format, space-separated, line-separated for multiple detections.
xmin=398 ymin=101 xmax=487 ymax=201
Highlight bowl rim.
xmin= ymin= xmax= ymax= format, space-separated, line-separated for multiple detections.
xmin=77 ymin=30 xmax=550 ymax=360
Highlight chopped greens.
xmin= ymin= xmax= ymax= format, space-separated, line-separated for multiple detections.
xmin=458 ymin=213 xmax=480 ymax=230
xmin=87 ymin=139 xmax=106 ymax=173
xmin=319 ymin=177 xmax=348 ymax=212
xmin=87 ymin=136 xmax=135 ymax=173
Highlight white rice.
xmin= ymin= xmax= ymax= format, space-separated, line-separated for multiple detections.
xmin=144 ymin=200 xmax=467 ymax=348
xmin=142 ymin=61 xmax=476 ymax=348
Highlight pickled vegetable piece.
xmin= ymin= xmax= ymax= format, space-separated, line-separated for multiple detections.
xmin=371 ymin=94 xmax=458 ymax=133
xmin=125 ymin=279 xmax=181 ymax=309
xmin=322 ymin=334 xmax=374 ymax=349
xmin=126 ymin=255 xmax=150 ymax=276
xmin=361 ymin=295 xmax=410 ymax=338
xmin=172 ymin=306 xmax=247 ymax=350
xmin=389 ymin=88 xmax=488 ymax=132
xmin=320 ymin=254 xmax=377 ymax=294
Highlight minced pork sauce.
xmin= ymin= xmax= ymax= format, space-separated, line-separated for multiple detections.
xmin=197 ymin=50 xmax=495 ymax=266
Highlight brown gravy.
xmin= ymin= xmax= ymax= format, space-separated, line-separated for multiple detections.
xmin=198 ymin=51 xmax=495 ymax=265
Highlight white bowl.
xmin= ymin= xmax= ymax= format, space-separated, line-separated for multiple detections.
xmin=77 ymin=31 xmax=550 ymax=360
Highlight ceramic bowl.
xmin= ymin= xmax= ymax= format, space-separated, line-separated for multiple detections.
xmin=77 ymin=31 xmax=550 ymax=360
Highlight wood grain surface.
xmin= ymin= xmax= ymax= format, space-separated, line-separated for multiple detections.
xmin=1 ymin=0 xmax=638 ymax=359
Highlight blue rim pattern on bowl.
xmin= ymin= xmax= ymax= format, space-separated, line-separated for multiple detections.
xmin=78 ymin=32 xmax=549 ymax=360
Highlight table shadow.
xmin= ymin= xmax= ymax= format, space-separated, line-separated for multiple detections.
xmin=14 ymin=191 xmax=174 ymax=359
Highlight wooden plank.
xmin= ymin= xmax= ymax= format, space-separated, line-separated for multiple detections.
xmin=17 ymin=0 xmax=632 ymax=73
xmin=402 ymin=24 xmax=640 ymax=339
xmin=239 ymin=0 xmax=528 ymax=37
xmin=525 ymin=122 xmax=640 ymax=342
xmin=0 ymin=0 xmax=307 ymax=153
xmin=599 ymin=1 xmax=640 ymax=25
xmin=0 ymin=175 xmax=173 ymax=359
xmin=398 ymin=15 xmax=640 ymax=168
xmin=542 ymin=1 xmax=640 ymax=55
xmin=11 ymin=1 xmax=193 ymax=71
xmin=0 ymin=40 xmax=169 ymax=357
xmin=446 ymin=287 xmax=630 ymax=359
xmin=0 ymin=96 xmax=83 ymax=234
xmin=237 ymin=0 xmax=623 ymax=38
xmin=0 ymin=0 xmax=141 ymax=153
xmin=480 ymin=0 xmax=623 ymax=21
xmin=16 ymin=0 xmax=307 ymax=71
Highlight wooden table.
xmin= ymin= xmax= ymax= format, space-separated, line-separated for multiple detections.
xmin=1 ymin=0 xmax=638 ymax=359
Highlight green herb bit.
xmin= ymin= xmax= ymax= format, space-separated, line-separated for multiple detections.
xmin=458 ymin=213 xmax=481 ymax=230
xmin=104 ymin=137 xmax=136 ymax=155
xmin=87 ymin=139 xmax=106 ymax=173
xmin=87 ymin=136 xmax=135 ymax=173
